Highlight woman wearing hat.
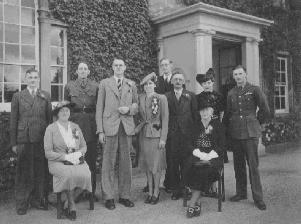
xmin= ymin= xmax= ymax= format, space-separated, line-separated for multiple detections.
xmin=135 ymin=72 xmax=169 ymax=205
xmin=184 ymin=102 xmax=225 ymax=218
xmin=44 ymin=101 xmax=92 ymax=220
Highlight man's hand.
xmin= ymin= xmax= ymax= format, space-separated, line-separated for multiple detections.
xmin=12 ymin=145 xmax=17 ymax=154
xmin=99 ymin=133 xmax=106 ymax=144
xmin=158 ymin=140 xmax=166 ymax=150
xmin=118 ymin=106 xmax=130 ymax=115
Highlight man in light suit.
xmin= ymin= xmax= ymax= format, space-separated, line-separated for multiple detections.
xmin=96 ymin=58 xmax=138 ymax=210
xmin=10 ymin=69 xmax=52 ymax=215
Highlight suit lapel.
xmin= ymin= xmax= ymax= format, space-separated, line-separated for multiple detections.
xmin=108 ymin=76 xmax=120 ymax=99
xmin=21 ymin=89 xmax=34 ymax=106
xmin=120 ymin=78 xmax=129 ymax=99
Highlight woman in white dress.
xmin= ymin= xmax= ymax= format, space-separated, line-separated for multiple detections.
xmin=44 ymin=101 xmax=92 ymax=220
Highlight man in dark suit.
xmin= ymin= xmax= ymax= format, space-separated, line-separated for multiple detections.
xmin=227 ymin=65 xmax=270 ymax=210
xmin=165 ymin=68 xmax=198 ymax=200
xmin=10 ymin=69 xmax=52 ymax=215
xmin=155 ymin=58 xmax=174 ymax=94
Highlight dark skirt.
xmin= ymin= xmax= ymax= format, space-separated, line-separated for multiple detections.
xmin=186 ymin=163 xmax=219 ymax=191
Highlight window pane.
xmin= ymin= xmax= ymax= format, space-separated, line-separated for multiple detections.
xmin=0 ymin=43 xmax=3 ymax=61
xmin=51 ymin=67 xmax=63 ymax=84
xmin=280 ymin=97 xmax=285 ymax=109
xmin=4 ymin=83 xmax=18 ymax=102
xmin=280 ymin=86 xmax=285 ymax=95
xmin=21 ymin=84 xmax=26 ymax=90
xmin=275 ymin=73 xmax=280 ymax=83
xmin=51 ymin=47 xmax=64 ymax=65
xmin=274 ymin=86 xmax=280 ymax=96
xmin=21 ymin=26 xmax=35 ymax=44
xmin=0 ymin=23 xmax=3 ymax=42
xmin=21 ymin=8 xmax=35 ymax=26
xmin=275 ymin=97 xmax=280 ymax=110
xmin=21 ymin=65 xmax=35 ymax=83
xmin=4 ymin=5 xmax=19 ymax=24
xmin=5 ymin=24 xmax=19 ymax=43
xmin=21 ymin=0 xmax=35 ymax=8
xmin=280 ymin=59 xmax=286 ymax=72
xmin=50 ymin=29 xmax=64 ymax=47
xmin=4 ymin=64 xmax=19 ymax=82
xmin=281 ymin=73 xmax=286 ymax=83
xmin=4 ymin=0 xmax=19 ymax=5
xmin=21 ymin=45 xmax=35 ymax=63
xmin=51 ymin=85 xmax=63 ymax=101
xmin=4 ymin=44 xmax=19 ymax=63
xmin=0 ymin=4 xmax=3 ymax=22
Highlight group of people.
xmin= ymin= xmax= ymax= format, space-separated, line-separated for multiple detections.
xmin=9 ymin=57 xmax=270 ymax=220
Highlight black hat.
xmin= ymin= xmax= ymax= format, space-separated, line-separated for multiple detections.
xmin=52 ymin=101 xmax=74 ymax=116
xmin=197 ymin=97 xmax=214 ymax=111
xmin=196 ymin=68 xmax=215 ymax=84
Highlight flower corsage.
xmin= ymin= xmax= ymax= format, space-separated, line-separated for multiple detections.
xmin=205 ymin=125 xmax=213 ymax=134
xmin=151 ymin=96 xmax=160 ymax=117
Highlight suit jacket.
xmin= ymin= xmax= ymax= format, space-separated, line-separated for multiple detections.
xmin=96 ymin=76 xmax=138 ymax=136
xmin=155 ymin=75 xmax=173 ymax=94
xmin=165 ymin=89 xmax=198 ymax=138
xmin=227 ymin=82 xmax=270 ymax=139
xmin=64 ymin=78 xmax=98 ymax=142
xmin=10 ymin=88 xmax=52 ymax=146
xmin=136 ymin=93 xmax=169 ymax=142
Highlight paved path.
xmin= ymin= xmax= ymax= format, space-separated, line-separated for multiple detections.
xmin=1 ymin=145 xmax=301 ymax=224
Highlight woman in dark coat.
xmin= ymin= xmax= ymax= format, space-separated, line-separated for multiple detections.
xmin=185 ymin=104 xmax=225 ymax=218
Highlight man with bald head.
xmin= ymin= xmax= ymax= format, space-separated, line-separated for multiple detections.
xmin=64 ymin=62 xmax=99 ymax=200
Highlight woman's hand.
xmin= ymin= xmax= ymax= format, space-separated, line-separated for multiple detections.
xmin=99 ymin=133 xmax=106 ymax=144
xmin=158 ymin=140 xmax=166 ymax=150
xmin=192 ymin=149 xmax=210 ymax=161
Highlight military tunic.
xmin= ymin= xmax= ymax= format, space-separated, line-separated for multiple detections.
xmin=227 ymin=82 xmax=270 ymax=201
xmin=64 ymin=78 xmax=98 ymax=195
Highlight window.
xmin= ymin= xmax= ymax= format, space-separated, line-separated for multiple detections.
xmin=0 ymin=0 xmax=37 ymax=111
xmin=274 ymin=57 xmax=289 ymax=113
xmin=50 ymin=26 xmax=67 ymax=102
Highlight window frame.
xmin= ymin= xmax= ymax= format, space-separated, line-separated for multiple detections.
xmin=0 ymin=0 xmax=39 ymax=112
xmin=274 ymin=56 xmax=289 ymax=114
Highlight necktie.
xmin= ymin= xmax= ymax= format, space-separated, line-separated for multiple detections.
xmin=175 ymin=91 xmax=181 ymax=100
xmin=80 ymin=78 xmax=87 ymax=88
xmin=31 ymin=89 xmax=36 ymax=97
xmin=117 ymin=78 xmax=122 ymax=91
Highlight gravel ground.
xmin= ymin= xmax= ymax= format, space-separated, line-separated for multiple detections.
xmin=1 ymin=144 xmax=301 ymax=224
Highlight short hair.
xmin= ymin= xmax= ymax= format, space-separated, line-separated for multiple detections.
xmin=171 ymin=67 xmax=185 ymax=78
xmin=159 ymin=58 xmax=172 ymax=64
xmin=78 ymin=61 xmax=89 ymax=68
xmin=233 ymin=65 xmax=246 ymax=72
xmin=112 ymin=58 xmax=125 ymax=65
xmin=25 ymin=68 xmax=39 ymax=76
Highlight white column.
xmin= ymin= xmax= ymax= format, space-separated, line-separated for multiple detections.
xmin=242 ymin=37 xmax=261 ymax=86
xmin=191 ymin=29 xmax=215 ymax=94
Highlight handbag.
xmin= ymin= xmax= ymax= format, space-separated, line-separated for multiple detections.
xmin=63 ymin=156 xmax=85 ymax=165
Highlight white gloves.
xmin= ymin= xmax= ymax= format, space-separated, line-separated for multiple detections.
xmin=193 ymin=149 xmax=218 ymax=161
xmin=64 ymin=151 xmax=82 ymax=165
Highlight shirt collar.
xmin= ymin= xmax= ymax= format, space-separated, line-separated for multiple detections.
xmin=114 ymin=76 xmax=123 ymax=83
xmin=174 ymin=88 xmax=183 ymax=95
xmin=27 ymin=86 xmax=38 ymax=94
xmin=163 ymin=73 xmax=172 ymax=82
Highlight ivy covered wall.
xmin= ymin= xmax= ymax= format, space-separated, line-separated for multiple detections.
xmin=50 ymin=0 xmax=158 ymax=82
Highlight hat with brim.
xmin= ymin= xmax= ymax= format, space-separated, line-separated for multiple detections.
xmin=52 ymin=101 xmax=74 ymax=116
xmin=196 ymin=73 xmax=207 ymax=85
xmin=140 ymin=72 xmax=157 ymax=86
xmin=197 ymin=100 xmax=214 ymax=112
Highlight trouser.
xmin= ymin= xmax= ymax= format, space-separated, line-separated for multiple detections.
xmin=85 ymin=141 xmax=97 ymax=195
xmin=165 ymin=130 xmax=191 ymax=192
xmin=15 ymin=143 xmax=48 ymax=211
xmin=232 ymin=138 xmax=263 ymax=202
xmin=101 ymin=124 xmax=132 ymax=200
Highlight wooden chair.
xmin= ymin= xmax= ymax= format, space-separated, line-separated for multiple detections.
xmin=183 ymin=161 xmax=225 ymax=212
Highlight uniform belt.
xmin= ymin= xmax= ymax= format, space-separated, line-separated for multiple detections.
xmin=72 ymin=107 xmax=95 ymax=113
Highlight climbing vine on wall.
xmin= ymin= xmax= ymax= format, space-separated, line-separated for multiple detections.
xmin=50 ymin=0 xmax=158 ymax=83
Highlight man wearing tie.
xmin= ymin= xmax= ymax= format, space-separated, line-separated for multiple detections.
xmin=10 ymin=69 xmax=52 ymax=215
xmin=155 ymin=58 xmax=174 ymax=94
xmin=96 ymin=58 xmax=138 ymax=210
xmin=165 ymin=68 xmax=198 ymax=200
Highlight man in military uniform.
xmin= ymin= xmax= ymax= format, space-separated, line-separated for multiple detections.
xmin=10 ymin=69 xmax=52 ymax=215
xmin=227 ymin=65 xmax=270 ymax=210
xmin=64 ymin=62 xmax=99 ymax=200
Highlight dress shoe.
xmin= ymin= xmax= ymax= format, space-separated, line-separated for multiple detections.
xmin=105 ymin=199 xmax=116 ymax=210
xmin=118 ymin=198 xmax=134 ymax=207
xmin=143 ymin=186 xmax=149 ymax=193
xmin=144 ymin=195 xmax=152 ymax=204
xmin=69 ymin=210 xmax=76 ymax=221
xmin=150 ymin=193 xmax=160 ymax=205
xmin=17 ymin=208 xmax=27 ymax=215
xmin=229 ymin=194 xmax=247 ymax=202
xmin=194 ymin=204 xmax=201 ymax=217
xmin=254 ymin=200 xmax=266 ymax=210
xmin=30 ymin=199 xmax=48 ymax=210
xmin=186 ymin=207 xmax=195 ymax=218
xmin=171 ymin=192 xmax=183 ymax=200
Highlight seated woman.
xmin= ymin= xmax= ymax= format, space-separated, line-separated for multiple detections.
xmin=136 ymin=72 xmax=169 ymax=205
xmin=44 ymin=101 xmax=92 ymax=221
xmin=185 ymin=103 xmax=225 ymax=218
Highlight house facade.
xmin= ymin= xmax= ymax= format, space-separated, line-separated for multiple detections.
xmin=0 ymin=0 xmax=300 ymax=116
